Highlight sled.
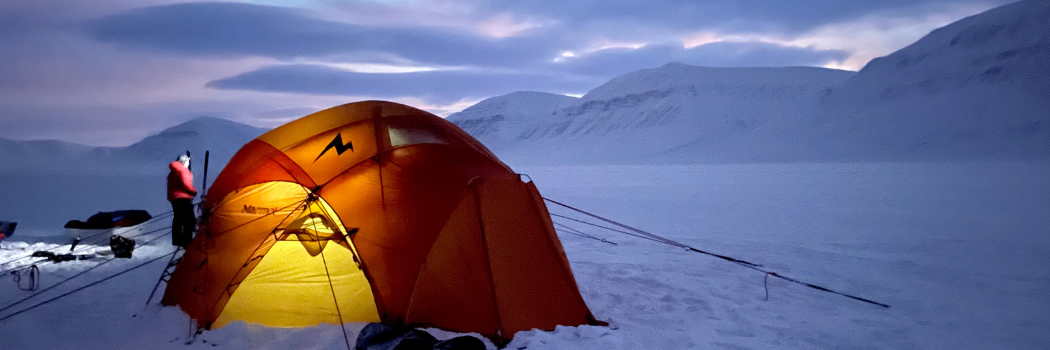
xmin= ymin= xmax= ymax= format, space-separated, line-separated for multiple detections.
xmin=63 ymin=210 xmax=152 ymax=242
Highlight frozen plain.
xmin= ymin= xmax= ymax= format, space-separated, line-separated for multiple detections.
xmin=0 ymin=161 xmax=1048 ymax=349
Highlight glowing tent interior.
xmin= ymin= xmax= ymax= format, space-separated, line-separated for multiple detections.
xmin=161 ymin=100 xmax=601 ymax=341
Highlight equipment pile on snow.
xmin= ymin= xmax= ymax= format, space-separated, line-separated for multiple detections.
xmin=63 ymin=210 xmax=152 ymax=241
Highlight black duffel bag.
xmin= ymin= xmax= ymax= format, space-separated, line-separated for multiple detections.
xmin=110 ymin=235 xmax=136 ymax=258
xmin=356 ymin=323 xmax=486 ymax=350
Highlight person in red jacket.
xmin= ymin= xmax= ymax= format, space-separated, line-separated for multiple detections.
xmin=168 ymin=154 xmax=197 ymax=247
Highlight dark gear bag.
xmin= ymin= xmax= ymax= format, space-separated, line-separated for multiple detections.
xmin=355 ymin=323 xmax=486 ymax=350
xmin=110 ymin=235 xmax=136 ymax=258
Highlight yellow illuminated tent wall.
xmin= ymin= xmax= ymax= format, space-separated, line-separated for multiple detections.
xmin=162 ymin=101 xmax=600 ymax=341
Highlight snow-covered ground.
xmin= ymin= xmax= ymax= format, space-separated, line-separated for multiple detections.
xmin=1 ymin=161 xmax=1047 ymax=349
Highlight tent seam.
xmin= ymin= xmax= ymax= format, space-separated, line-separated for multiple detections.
xmin=470 ymin=179 xmax=505 ymax=340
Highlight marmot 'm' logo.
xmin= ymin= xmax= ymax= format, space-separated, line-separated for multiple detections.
xmin=314 ymin=133 xmax=353 ymax=161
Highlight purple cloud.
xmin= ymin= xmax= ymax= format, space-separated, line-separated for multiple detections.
xmin=205 ymin=64 xmax=601 ymax=103
xmin=86 ymin=2 xmax=575 ymax=67
xmin=553 ymin=42 xmax=850 ymax=76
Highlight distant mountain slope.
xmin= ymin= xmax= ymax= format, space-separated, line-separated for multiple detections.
xmin=119 ymin=116 xmax=268 ymax=171
xmin=447 ymin=91 xmax=579 ymax=149
xmin=0 ymin=138 xmax=94 ymax=163
xmin=456 ymin=64 xmax=854 ymax=164
xmin=803 ymin=0 xmax=1050 ymax=161
xmin=453 ymin=0 xmax=1049 ymax=164
xmin=0 ymin=116 xmax=268 ymax=175
xmin=0 ymin=138 xmax=118 ymax=174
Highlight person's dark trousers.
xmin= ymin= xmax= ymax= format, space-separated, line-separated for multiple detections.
xmin=171 ymin=199 xmax=196 ymax=247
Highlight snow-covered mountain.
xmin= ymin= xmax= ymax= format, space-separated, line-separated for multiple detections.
xmin=0 ymin=138 xmax=113 ymax=173
xmin=453 ymin=0 xmax=1049 ymax=164
xmin=802 ymin=0 xmax=1050 ymax=161
xmin=0 ymin=117 xmax=267 ymax=231
xmin=451 ymin=65 xmax=854 ymax=164
xmin=447 ymin=91 xmax=579 ymax=149
xmin=118 ymin=116 xmax=268 ymax=172
xmin=0 ymin=116 xmax=267 ymax=175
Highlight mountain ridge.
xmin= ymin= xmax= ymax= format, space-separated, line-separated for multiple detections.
xmin=450 ymin=63 xmax=856 ymax=164
xmin=451 ymin=0 xmax=1049 ymax=164
xmin=0 ymin=116 xmax=268 ymax=174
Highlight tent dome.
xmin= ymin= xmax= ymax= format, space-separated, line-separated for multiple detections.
xmin=162 ymin=101 xmax=599 ymax=341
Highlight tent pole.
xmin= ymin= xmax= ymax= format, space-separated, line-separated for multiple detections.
xmin=310 ymin=203 xmax=353 ymax=350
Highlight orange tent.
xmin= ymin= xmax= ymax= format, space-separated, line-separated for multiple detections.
xmin=162 ymin=100 xmax=601 ymax=341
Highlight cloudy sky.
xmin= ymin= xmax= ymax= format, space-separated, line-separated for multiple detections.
xmin=0 ymin=0 xmax=1011 ymax=146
